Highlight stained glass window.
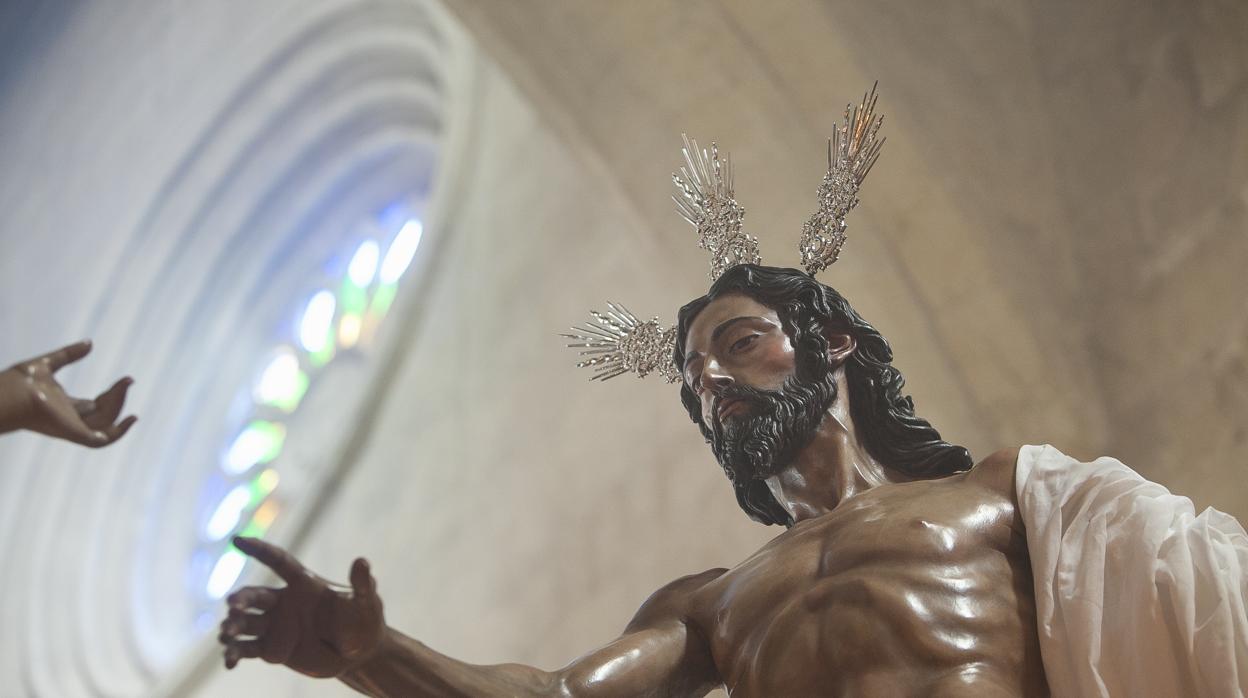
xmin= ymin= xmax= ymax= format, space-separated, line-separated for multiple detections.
xmin=196 ymin=213 xmax=425 ymax=602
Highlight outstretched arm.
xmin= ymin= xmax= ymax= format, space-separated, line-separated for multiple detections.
xmin=221 ymin=537 xmax=723 ymax=698
xmin=340 ymin=569 xmax=723 ymax=697
xmin=0 ymin=340 xmax=136 ymax=447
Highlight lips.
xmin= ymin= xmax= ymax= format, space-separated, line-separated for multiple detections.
xmin=716 ymin=397 xmax=749 ymax=422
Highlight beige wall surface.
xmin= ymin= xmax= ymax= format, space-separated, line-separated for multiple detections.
xmin=445 ymin=0 xmax=1248 ymax=519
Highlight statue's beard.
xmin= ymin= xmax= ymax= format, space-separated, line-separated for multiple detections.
xmin=707 ymin=370 xmax=839 ymax=483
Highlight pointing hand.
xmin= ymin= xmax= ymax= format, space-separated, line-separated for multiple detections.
xmin=220 ymin=537 xmax=386 ymax=678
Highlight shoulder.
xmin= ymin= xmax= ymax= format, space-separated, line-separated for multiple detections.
xmin=975 ymin=447 xmax=1021 ymax=473
xmin=625 ymin=568 xmax=727 ymax=633
xmin=960 ymin=446 xmax=1022 ymax=500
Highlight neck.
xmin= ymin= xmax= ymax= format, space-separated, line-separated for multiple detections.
xmin=763 ymin=377 xmax=903 ymax=523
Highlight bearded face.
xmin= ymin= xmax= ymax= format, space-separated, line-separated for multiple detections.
xmin=705 ymin=371 xmax=838 ymax=483
xmin=678 ymin=292 xmax=841 ymax=484
xmin=676 ymin=264 xmax=973 ymax=526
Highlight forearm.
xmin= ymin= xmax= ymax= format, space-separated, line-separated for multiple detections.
xmin=339 ymin=627 xmax=561 ymax=698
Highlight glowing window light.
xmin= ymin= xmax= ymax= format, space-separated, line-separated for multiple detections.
xmin=205 ymin=484 xmax=252 ymax=540
xmin=369 ymin=282 xmax=398 ymax=319
xmin=340 ymin=277 xmax=367 ymax=316
xmin=207 ymin=548 xmax=247 ymax=599
xmin=347 ymin=239 xmax=380 ymax=287
xmin=299 ymin=290 xmax=336 ymax=354
xmin=252 ymin=499 xmax=279 ymax=528
xmin=195 ymin=611 xmax=216 ymax=633
xmin=224 ymin=421 xmax=285 ymax=475
xmin=249 ymin=468 xmax=279 ymax=501
xmin=238 ymin=499 xmax=280 ymax=539
xmin=338 ymin=313 xmax=362 ymax=348
xmin=253 ymin=348 xmax=309 ymax=412
xmin=379 ymin=220 xmax=422 ymax=284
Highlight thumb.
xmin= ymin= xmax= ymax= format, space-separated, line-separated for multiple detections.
xmin=349 ymin=557 xmax=377 ymax=599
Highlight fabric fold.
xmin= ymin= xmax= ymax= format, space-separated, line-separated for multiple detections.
xmin=1016 ymin=444 xmax=1248 ymax=697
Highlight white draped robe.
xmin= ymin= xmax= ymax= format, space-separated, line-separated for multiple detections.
xmin=1017 ymin=444 xmax=1248 ymax=696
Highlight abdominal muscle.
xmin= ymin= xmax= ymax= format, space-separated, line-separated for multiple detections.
xmin=693 ymin=475 xmax=1048 ymax=697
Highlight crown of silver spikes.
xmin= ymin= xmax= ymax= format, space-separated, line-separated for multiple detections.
xmin=561 ymin=303 xmax=680 ymax=383
xmin=564 ymin=85 xmax=885 ymax=383
xmin=672 ymin=134 xmax=761 ymax=281
xmin=799 ymin=85 xmax=885 ymax=275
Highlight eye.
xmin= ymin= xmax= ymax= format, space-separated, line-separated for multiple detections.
xmin=730 ymin=334 xmax=759 ymax=353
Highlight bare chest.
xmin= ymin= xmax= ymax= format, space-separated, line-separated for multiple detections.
xmin=694 ymin=480 xmax=1044 ymax=697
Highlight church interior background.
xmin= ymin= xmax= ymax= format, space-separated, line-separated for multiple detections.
xmin=0 ymin=0 xmax=1245 ymax=695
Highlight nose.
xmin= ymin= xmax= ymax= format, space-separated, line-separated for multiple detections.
xmin=699 ymin=357 xmax=734 ymax=395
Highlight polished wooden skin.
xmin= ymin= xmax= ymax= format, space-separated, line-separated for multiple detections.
xmin=220 ymin=294 xmax=1048 ymax=696
xmin=688 ymin=459 xmax=1044 ymax=696
xmin=0 ymin=340 xmax=136 ymax=447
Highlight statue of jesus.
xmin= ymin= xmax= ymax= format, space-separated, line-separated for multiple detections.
xmin=218 ymin=263 xmax=1248 ymax=696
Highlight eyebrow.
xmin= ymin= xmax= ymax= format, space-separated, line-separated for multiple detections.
xmin=711 ymin=316 xmax=762 ymax=344
xmin=684 ymin=316 xmax=765 ymax=371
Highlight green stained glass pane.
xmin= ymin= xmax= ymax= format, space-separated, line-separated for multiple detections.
xmin=247 ymin=469 xmax=280 ymax=505
xmin=224 ymin=421 xmax=286 ymax=474
xmin=309 ymin=343 xmax=334 ymax=367
xmin=340 ymin=277 xmax=368 ymax=316
xmin=370 ymin=282 xmax=398 ymax=319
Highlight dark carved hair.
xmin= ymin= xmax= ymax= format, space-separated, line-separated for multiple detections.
xmin=674 ymin=264 xmax=973 ymax=526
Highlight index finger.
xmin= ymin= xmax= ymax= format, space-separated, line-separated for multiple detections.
xmin=233 ymin=536 xmax=305 ymax=584
xmin=42 ymin=340 xmax=93 ymax=371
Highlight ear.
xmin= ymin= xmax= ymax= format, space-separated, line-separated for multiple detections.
xmin=823 ymin=328 xmax=857 ymax=368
